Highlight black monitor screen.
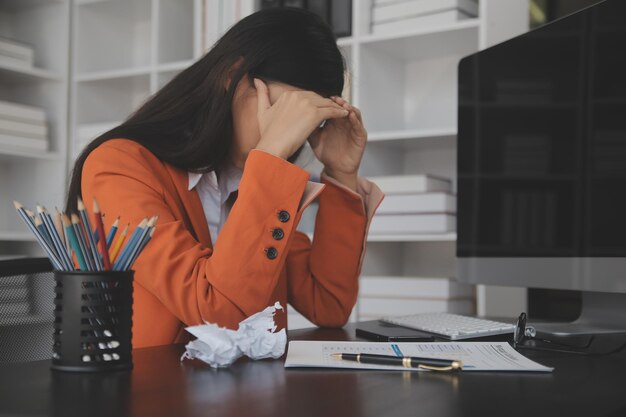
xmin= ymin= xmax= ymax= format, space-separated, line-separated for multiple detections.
xmin=458 ymin=0 xmax=626 ymax=258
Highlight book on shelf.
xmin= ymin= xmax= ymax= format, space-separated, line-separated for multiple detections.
xmin=372 ymin=9 xmax=474 ymax=35
xmin=367 ymin=174 xmax=452 ymax=194
xmin=0 ymin=37 xmax=34 ymax=69
xmin=0 ymin=118 xmax=47 ymax=140
xmin=377 ymin=193 xmax=456 ymax=214
xmin=369 ymin=213 xmax=456 ymax=234
xmin=360 ymin=276 xmax=474 ymax=299
xmin=0 ymin=99 xmax=46 ymax=124
xmin=372 ymin=0 xmax=478 ymax=24
xmin=0 ymin=132 xmax=47 ymax=152
xmin=260 ymin=0 xmax=352 ymax=38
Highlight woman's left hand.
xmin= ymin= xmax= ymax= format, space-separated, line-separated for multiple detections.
xmin=308 ymin=96 xmax=367 ymax=192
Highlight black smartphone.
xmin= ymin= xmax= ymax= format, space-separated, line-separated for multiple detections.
xmin=356 ymin=320 xmax=435 ymax=342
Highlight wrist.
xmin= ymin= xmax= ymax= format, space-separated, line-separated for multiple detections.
xmin=322 ymin=168 xmax=358 ymax=192
xmin=255 ymin=142 xmax=287 ymax=160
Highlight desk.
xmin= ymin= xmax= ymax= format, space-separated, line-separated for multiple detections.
xmin=0 ymin=323 xmax=625 ymax=417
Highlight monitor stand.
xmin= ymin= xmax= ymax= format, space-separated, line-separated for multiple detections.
xmin=530 ymin=291 xmax=626 ymax=353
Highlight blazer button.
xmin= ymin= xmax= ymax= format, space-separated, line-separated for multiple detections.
xmin=266 ymin=247 xmax=278 ymax=260
xmin=278 ymin=210 xmax=290 ymax=223
xmin=272 ymin=228 xmax=284 ymax=240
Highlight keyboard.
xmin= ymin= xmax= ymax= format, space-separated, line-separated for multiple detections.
xmin=381 ymin=313 xmax=516 ymax=340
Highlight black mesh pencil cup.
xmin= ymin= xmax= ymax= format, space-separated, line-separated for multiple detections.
xmin=52 ymin=270 xmax=133 ymax=372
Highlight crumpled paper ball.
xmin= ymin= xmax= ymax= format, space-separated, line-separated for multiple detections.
xmin=180 ymin=302 xmax=287 ymax=368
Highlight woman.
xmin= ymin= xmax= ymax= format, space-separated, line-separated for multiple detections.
xmin=66 ymin=7 xmax=384 ymax=348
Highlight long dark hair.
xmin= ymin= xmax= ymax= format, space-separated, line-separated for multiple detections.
xmin=65 ymin=7 xmax=346 ymax=213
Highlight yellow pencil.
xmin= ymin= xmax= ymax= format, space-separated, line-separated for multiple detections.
xmin=110 ymin=223 xmax=129 ymax=263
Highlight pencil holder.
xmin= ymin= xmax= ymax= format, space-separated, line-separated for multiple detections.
xmin=51 ymin=270 xmax=133 ymax=372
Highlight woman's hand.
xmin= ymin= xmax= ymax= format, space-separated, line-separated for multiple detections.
xmin=254 ymin=78 xmax=349 ymax=161
xmin=308 ymin=96 xmax=367 ymax=192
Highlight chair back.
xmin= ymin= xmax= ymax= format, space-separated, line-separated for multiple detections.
xmin=0 ymin=258 xmax=54 ymax=363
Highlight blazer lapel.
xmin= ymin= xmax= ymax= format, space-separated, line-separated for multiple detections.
xmin=164 ymin=164 xmax=213 ymax=250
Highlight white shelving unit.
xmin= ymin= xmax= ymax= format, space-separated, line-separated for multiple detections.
xmin=70 ymin=0 xmax=203 ymax=159
xmin=0 ymin=0 xmax=70 ymax=256
xmin=348 ymin=0 xmax=529 ymax=319
xmin=2 ymin=0 xmax=530 ymax=327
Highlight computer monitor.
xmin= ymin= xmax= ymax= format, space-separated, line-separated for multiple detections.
xmin=457 ymin=0 xmax=626 ymax=337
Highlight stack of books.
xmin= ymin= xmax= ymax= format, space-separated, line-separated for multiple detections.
xmin=371 ymin=0 xmax=479 ymax=35
xmin=0 ymin=99 xmax=48 ymax=152
xmin=0 ymin=37 xmax=34 ymax=70
xmin=359 ymin=276 xmax=474 ymax=319
xmin=368 ymin=174 xmax=456 ymax=235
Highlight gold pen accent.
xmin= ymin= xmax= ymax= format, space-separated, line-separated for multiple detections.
xmin=418 ymin=361 xmax=463 ymax=372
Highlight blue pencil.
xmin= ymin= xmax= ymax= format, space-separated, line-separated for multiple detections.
xmin=38 ymin=205 xmax=73 ymax=270
xmin=72 ymin=213 xmax=94 ymax=271
xmin=14 ymin=202 xmax=63 ymax=270
xmin=122 ymin=217 xmax=156 ymax=270
xmin=78 ymin=197 xmax=102 ymax=271
xmin=125 ymin=225 xmax=155 ymax=270
xmin=106 ymin=216 xmax=120 ymax=248
xmin=113 ymin=218 xmax=147 ymax=271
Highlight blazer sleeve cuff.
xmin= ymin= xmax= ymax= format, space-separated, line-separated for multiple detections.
xmin=320 ymin=171 xmax=385 ymax=224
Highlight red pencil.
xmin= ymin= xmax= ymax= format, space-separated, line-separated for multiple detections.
xmin=93 ymin=198 xmax=112 ymax=270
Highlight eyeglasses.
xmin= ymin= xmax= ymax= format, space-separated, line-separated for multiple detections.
xmin=513 ymin=312 xmax=593 ymax=355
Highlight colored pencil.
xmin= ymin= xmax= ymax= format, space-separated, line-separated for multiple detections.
xmin=71 ymin=213 xmax=93 ymax=271
xmin=110 ymin=223 xmax=129 ymax=263
xmin=63 ymin=214 xmax=86 ymax=271
xmin=93 ymin=199 xmax=111 ymax=270
xmin=113 ymin=218 xmax=147 ymax=271
xmin=78 ymin=197 xmax=102 ymax=271
xmin=122 ymin=216 xmax=157 ymax=270
xmin=125 ymin=225 xmax=155 ymax=270
xmin=106 ymin=216 xmax=120 ymax=248
xmin=54 ymin=207 xmax=71 ymax=254
xmin=14 ymin=201 xmax=63 ymax=270
xmin=38 ymin=205 xmax=73 ymax=271
xmin=35 ymin=214 xmax=54 ymax=251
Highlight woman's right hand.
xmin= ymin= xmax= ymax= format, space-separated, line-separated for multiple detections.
xmin=253 ymin=77 xmax=349 ymax=160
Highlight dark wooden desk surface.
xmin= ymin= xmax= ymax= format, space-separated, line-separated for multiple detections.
xmin=1 ymin=323 xmax=625 ymax=417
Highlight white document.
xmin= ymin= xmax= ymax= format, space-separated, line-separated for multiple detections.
xmin=285 ymin=341 xmax=553 ymax=372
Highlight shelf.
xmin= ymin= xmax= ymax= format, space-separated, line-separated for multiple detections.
xmin=0 ymin=0 xmax=65 ymax=11
xmin=360 ymin=19 xmax=480 ymax=61
xmin=336 ymin=36 xmax=354 ymax=47
xmin=156 ymin=60 xmax=195 ymax=73
xmin=0 ymin=147 xmax=60 ymax=162
xmin=0 ymin=231 xmax=37 ymax=242
xmin=76 ymin=66 xmax=153 ymax=82
xmin=0 ymin=63 xmax=62 ymax=82
xmin=368 ymin=128 xmax=457 ymax=150
xmin=367 ymin=233 xmax=457 ymax=242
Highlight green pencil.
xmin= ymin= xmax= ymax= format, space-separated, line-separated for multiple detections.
xmin=63 ymin=214 xmax=85 ymax=271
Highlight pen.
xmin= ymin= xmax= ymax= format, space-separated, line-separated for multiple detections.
xmin=331 ymin=353 xmax=463 ymax=371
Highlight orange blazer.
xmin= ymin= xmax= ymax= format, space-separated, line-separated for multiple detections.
xmin=82 ymin=139 xmax=384 ymax=348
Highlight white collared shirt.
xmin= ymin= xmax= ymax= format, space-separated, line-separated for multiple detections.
xmin=188 ymin=162 xmax=243 ymax=244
